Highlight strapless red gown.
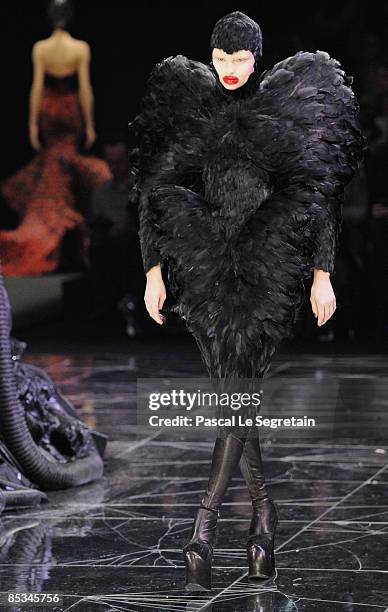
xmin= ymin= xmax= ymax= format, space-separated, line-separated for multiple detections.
xmin=0 ymin=73 xmax=112 ymax=275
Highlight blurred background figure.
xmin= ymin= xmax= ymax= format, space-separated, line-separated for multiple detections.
xmin=88 ymin=133 xmax=145 ymax=334
xmin=0 ymin=0 xmax=111 ymax=276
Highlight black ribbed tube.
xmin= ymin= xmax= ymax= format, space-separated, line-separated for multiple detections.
xmin=0 ymin=271 xmax=104 ymax=490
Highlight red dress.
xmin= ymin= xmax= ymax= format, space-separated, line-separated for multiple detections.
xmin=0 ymin=72 xmax=112 ymax=275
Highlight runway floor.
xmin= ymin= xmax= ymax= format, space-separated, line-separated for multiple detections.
xmin=2 ymin=328 xmax=388 ymax=611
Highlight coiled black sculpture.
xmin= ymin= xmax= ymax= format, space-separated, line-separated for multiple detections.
xmin=0 ymin=268 xmax=106 ymax=512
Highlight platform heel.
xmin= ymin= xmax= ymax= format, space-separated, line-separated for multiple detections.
xmin=183 ymin=502 xmax=219 ymax=591
xmin=246 ymin=497 xmax=279 ymax=579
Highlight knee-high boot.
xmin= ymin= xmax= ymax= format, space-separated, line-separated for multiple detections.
xmin=239 ymin=436 xmax=279 ymax=579
xmin=183 ymin=433 xmax=245 ymax=591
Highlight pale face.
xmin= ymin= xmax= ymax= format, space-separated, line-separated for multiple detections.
xmin=212 ymin=47 xmax=255 ymax=90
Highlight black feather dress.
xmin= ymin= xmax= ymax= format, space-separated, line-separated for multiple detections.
xmin=128 ymin=51 xmax=365 ymax=382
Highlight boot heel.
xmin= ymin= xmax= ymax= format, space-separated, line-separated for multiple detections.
xmin=184 ymin=550 xmax=212 ymax=591
xmin=182 ymin=504 xmax=218 ymax=591
xmin=246 ymin=498 xmax=278 ymax=580
xmin=247 ymin=536 xmax=275 ymax=579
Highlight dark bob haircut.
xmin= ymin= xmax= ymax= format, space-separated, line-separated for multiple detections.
xmin=47 ymin=0 xmax=73 ymax=28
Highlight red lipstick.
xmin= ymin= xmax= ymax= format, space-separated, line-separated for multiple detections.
xmin=223 ymin=75 xmax=239 ymax=84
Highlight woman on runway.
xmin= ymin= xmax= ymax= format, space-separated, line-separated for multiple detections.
xmin=0 ymin=0 xmax=111 ymax=275
xmin=129 ymin=11 xmax=365 ymax=591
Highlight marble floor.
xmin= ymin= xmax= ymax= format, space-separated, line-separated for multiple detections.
xmin=1 ymin=332 xmax=388 ymax=611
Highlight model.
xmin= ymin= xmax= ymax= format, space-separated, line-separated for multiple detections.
xmin=128 ymin=11 xmax=365 ymax=591
xmin=0 ymin=0 xmax=111 ymax=276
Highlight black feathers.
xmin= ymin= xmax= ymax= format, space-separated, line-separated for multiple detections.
xmin=128 ymin=50 xmax=366 ymax=378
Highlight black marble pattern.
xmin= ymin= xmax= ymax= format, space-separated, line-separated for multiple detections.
xmin=1 ymin=337 xmax=388 ymax=611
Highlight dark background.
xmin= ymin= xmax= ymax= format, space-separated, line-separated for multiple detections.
xmin=1 ymin=0 xmax=386 ymax=177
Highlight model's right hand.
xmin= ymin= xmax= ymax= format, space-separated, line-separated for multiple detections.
xmin=29 ymin=123 xmax=40 ymax=151
xmin=144 ymin=265 xmax=166 ymax=325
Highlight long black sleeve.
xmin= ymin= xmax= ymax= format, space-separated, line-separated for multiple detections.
xmin=248 ymin=51 xmax=365 ymax=278
xmin=128 ymin=55 xmax=219 ymax=275
xmin=137 ymin=147 xmax=180 ymax=274
xmin=312 ymin=192 xmax=343 ymax=274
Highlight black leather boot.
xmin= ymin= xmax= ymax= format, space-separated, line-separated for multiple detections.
xmin=183 ymin=434 xmax=245 ymax=591
xmin=247 ymin=496 xmax=279 ymax=579
xmin=239 ymin=437 xmax=279 ymax=579
xmin=183 ymin=502 xmax=219 ymax=591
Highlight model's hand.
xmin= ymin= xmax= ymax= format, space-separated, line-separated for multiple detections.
xmin=85 ymin=125 xmax=96 ymax=149
xmin=144 ymin=265 xmax=166 ymax=325
xmin=29 ymin=123 xmax=40 ymax=151
xmin=310 ymin=271 xmax=336 ymax=326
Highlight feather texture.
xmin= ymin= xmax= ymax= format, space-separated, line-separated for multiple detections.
xmin=128 ymin=51 xmax=365 ymax=378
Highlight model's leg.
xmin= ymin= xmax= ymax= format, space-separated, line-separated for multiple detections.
xmin=240 ymin=436 xmax=279 ymax=579
xmin=239 ymin=436 xmax=269 ymax=505
xmin=238 ymin=379 xmax=273 ymax=508
xmin=183 ymin=433 xmax=245 ymax=591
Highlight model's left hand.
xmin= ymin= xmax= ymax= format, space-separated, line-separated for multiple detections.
xmin=310 ymin=272 xmax=336 ymax=326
